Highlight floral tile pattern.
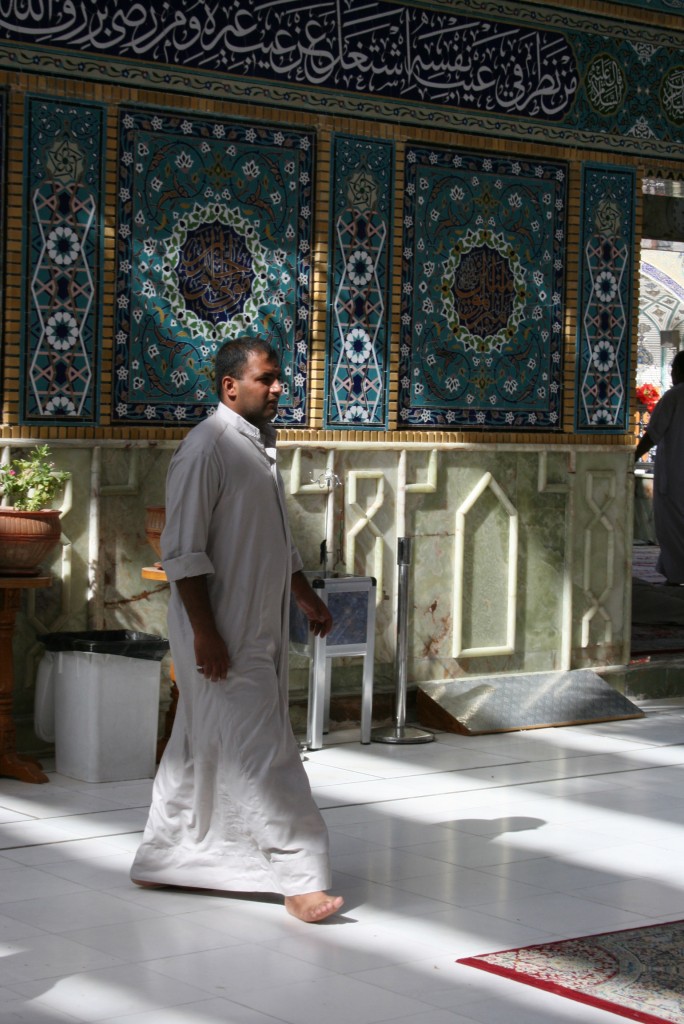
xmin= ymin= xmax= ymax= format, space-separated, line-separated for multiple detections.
xmin=325 ymin=135 xmax=393 ymax=428
xmin=399 ymin=145 xmax=567 ymax=429
xmin=114 ymin=108 xmax=315 ymax=426
xmin=575 ymin=163 xmax=636 ymax=431
xmin=22 ymin=96 xmax=105 ymax=424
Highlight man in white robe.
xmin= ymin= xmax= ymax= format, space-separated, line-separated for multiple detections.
xmin=131 ymin=338 xmax=343 ymax=923
xmin=635 ymin=351 xmax=684 ymax=585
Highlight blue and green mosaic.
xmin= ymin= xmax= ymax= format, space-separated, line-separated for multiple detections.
xmin=325 ymin=135 xmax=393 ymax=429
xmin=22 ymin=96 xmax=105 ymax=424
xmin=114 ymin=108 xmax=315 ymax=426
xmin=399 ymin=145 xmax=567 ymax=429
xmin=575 ymin=164 xmax=636 ymax=432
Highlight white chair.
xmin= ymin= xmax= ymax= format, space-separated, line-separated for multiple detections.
xmin=290 ymin=575 xmax=377 ymax=750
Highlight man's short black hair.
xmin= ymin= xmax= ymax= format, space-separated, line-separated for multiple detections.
xmin=215 ymin=338 xmax=280 ymax=396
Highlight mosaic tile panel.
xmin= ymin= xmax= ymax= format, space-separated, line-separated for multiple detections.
xmin=325 ymin=135 xmax=393 ymax=429
xmin=399 ymin=145 xmax=567 ymax=429
xmin=22 ymin=97 xmax=105 ymax=424
xmin=575 ymin=164 xmax=636 ymax=432
xmin=114 ymin=108 xmax=315 ymax=426
xmin=573 ymin=32 xmax=684 ymax=145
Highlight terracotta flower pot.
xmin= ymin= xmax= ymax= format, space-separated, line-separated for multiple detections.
xmin=144 ymin=506 xmax=166 ymax=559
xmin=0 ymin=508 xmax=62 ymax=575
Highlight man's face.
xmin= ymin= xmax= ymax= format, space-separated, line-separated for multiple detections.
xmin=222 ymin=350 xmax=283 ymax=428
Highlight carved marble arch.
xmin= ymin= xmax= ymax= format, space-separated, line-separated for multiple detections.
xmin=452 ymin=472 xmax=518 ymax=658
xmin=581 ymin=469 xmax=616 ymax=649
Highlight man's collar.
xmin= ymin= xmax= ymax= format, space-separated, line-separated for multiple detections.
xmin=215 ymin=402 xmax=277 ymax=448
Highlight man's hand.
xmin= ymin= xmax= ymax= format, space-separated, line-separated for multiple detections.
xmin=176 ymin=575 xmax=230 ymax=681
xmin=193 ymin=627 xmax=230 ymax=681
xmin=291 ymin=570 xmax=333 ymax=638
xmin=635 ymin=429 xmax=655 ymax=463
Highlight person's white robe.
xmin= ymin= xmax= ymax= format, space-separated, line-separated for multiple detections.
xmin=645 ymin=381 xmax=684 ymax=585
xmin=130 ymin=404 xmax=331 ymax=896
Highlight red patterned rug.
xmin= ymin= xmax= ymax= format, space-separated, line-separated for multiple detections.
xmin=459 ymin=920 xmax=684 ymax=1023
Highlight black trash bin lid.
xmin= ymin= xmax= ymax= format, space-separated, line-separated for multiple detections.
xmin=38 ymin=630 xmax=169 ymax=661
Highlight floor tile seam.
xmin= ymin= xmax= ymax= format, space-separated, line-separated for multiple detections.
xmin=22 ymin=961 xmax=222 ymax=1007
xmin=57 ymin=928 xmax=243 ymax=962
xmin=316 ymin=759 xmax=684 ymax=811
xmin=322 ymin=748 xmax=684 ymax=790
xmin=0 ymin=804 xmax=151 ymax=822
xmin=307 ymin=746 xmax=675 ymax=770
xmin=444 ymin=898 xmax=655 ymax=939
xmin=2 ymin=994 xmax=84 ymax=1022
xmin=184 ymin=970 xmax=441 ymax=1012
xmin=7 ymin=931 xmax=134 ymax=970
xmin=0 ymin=830 xmax=143 ymax=852
xmin=473 ymin=861 xmax=660 ymax=891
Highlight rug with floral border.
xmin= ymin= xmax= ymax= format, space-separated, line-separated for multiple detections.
xmin=458 ymin=920 xmax=684 ymax=1024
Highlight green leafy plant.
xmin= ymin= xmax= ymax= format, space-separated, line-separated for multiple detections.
xmin=0 ymin=445 xmax=70 ymax=512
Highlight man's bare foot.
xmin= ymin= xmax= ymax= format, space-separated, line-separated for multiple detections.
xmin=285 ymin=891 xmax=344 ymax=923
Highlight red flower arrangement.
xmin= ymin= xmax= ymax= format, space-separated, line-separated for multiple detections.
xmin=636 ymin=383 xmax=660 ymax=413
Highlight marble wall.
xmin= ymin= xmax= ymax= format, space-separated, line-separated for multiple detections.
xmin=10 ymin=440 xmax=633 ymax=753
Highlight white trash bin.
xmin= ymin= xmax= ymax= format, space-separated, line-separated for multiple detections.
xmin=37 ymin=631 xmax=168 ymax=782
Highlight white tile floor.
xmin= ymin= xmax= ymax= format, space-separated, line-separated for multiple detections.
xmin=2 ymin=701 xmax=684 ymax=1023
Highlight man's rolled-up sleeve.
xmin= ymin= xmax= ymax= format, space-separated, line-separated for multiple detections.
xmin=161 ymin=442 xmax=220 ymax=582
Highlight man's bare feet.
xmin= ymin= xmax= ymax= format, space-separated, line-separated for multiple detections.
xmin=285 ymin=891 xmax=344 ymax=923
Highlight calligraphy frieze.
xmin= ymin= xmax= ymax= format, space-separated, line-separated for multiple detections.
xmin=575 ymin=164 xmax=636 ymax=433
xmin=0 ymin=2 xmax=683 ymax=153
xmin=325 ymin=135 xmax=393 ymax=429
xmin=0 ymin=1 xmax=578 ymax=123
xmin=113 ymin=108 xmax=314 ymax=426
xmin=22 ymin=96 xmax=104 ymax=425
xmin=399 ymin=145 xmax=567 ymax=430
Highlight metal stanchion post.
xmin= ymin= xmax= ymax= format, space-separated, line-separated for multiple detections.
xmin=372 ymin=537 xmax=434 ymax=744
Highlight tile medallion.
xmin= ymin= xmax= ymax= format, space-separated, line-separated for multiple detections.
xmin=114 ymin=108 xmax=315 ymax=426
xmin=399 ymin=145 xmax=567 ymax=429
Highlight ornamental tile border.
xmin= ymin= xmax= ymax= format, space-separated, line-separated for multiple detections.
xmin=325 ymin=134 xmax=393 ymax=429
xmin=113 ymin=107 xmax=315 ymax=426
xmin=575 ymin=163 xmax=636 ymax=432
xmin=21 ymin=95 xmax=105 ymax=425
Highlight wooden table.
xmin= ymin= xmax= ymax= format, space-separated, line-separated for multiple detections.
xmin=0 ymin=574 xmax=52 ymax=783
xmin=141 ymin=565 xmax=175 ymax=760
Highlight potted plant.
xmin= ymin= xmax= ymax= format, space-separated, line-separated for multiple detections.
xmin=0 ymin=444 xmax=71 ymax=575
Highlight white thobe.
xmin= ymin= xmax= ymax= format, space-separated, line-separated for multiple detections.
xmin=130 ymin=403 xmax=331 ymax=896
xmin=645 ymin=381 xmax=684 ymax=584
